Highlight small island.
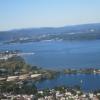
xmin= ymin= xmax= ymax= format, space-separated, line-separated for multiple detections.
xmin=63 ymin=68 xmax=100 ymax=75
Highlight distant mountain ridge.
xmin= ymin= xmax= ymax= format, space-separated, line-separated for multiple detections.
xmin=0 ymin=23 xmax=100 ymax=42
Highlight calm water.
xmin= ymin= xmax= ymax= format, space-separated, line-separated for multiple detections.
xmin=36 ymin=74 xmax=100 ymax=92
xmin=0 ymin=40 xmax=100 ymax=91
xmin=0 ymin=40 xmax=100 ymax=69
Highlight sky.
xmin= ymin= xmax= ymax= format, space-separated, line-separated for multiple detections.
xmin=0 ymin=0 xmax=100 ymax=31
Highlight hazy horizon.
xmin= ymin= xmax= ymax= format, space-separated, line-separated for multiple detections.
xmin=0 ymin=22 xmax=100 ymax=32
xmin=0 ymin=0 xmax=100 ymax=31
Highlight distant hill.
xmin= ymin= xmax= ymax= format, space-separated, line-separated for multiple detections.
xmin=0 ymin=23 xmax=100 ymax=42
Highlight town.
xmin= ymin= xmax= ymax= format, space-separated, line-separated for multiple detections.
xmin=1 ymin=86 xmax=100 ymax=100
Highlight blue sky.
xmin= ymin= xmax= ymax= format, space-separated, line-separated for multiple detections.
xmin=0 ymin=0 xmax=100 ymax=31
